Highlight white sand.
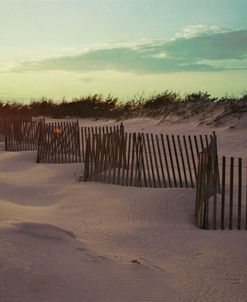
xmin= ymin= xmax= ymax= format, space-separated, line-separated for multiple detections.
xmin=0 ymin=115 xmax=247 ymax=302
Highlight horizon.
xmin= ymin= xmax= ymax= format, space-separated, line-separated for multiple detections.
xmin=1 ymin=0 xmax=247 ymax=101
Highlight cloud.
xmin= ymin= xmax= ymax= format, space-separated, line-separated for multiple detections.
xmin=166 ymin=29 xmax=247 ymax=60
xmin=173 ymin=24 xmax=227 ymax=39
xmin=12 ymin=27 xmax=247 ymax=74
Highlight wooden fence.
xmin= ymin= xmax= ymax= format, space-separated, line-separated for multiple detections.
xmin=195 ymin=135 xmax=220 ymax=228
xmin=2 ymin=117 xmax=124 ymax=163
xmin=83 ymin=130 xmax=215 ymax=188
xmin=0 ymin=119 xmax=7 ymax=141
xmin=0 ymin=116 xmax=34 ymax=143
xmin=195 ymin=137 xmax=247 ymax=230
xmin=4 ymin=119 xmax=41 ymax=151
xmin=217 ymin=157 xmax=247 ymax=230
xmin=36 ymin=121 xmax=81 ymax=163
xmin=80 ymin=124 xmax=124 ymax=162
xmin=1 ymin=116 xmax=42 ymax=144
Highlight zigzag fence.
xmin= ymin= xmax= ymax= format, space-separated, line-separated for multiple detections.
xmin=2 ymin=115 xmax=124 ymax=163
xmin=2 ymin=116 xmax=246 ymax=230
xmin=83 ymin=130 xmax=214 ymax=188
xmin=195 ymin=137 xmax=247 ymax=230
xmin=36 ymin=121 xmax=81 ymax=163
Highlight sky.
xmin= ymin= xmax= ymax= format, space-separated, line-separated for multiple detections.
xmin=0 ymin=0 xmax=247 ymax=102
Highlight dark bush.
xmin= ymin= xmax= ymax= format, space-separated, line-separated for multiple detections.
xmin=0 ymin=91 xmax=246 ymax=120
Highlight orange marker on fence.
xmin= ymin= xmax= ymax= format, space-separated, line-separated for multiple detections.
xmin=54 ymin=127 xmax=61 ymax=135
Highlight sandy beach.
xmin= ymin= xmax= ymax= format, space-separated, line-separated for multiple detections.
xmin=0 ymin=116 xmax=247 ymax=302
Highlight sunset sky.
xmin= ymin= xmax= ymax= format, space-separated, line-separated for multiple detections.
xmin=0 ymin=0 xmax=247 ymax=102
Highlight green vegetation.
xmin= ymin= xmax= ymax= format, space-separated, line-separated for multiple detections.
xmin=0 ymin=91 xmax=246 ymax=120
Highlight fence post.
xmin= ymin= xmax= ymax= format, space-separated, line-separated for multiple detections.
xmin=221 ymin=156 xmax=226 ymax=230
xmin=229 ymin=157 xmax=234 ymax=230
xmin=238 ymin=158 xmax=242 ymax=230
xmin=84 ymin=136 xmax=91 ymax=181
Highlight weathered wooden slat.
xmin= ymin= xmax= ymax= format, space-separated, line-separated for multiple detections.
xmin=97 ymin=133 xmax=105 ymax=181
xmin=102 ymin=133 xmax=109 ymax=183
xmin=213 ymin=163 xmax=217 ymax=230
xmin=130 ymin=133 xmax=137 ymax=186
xmin=172 ymin=135 xmax=183 ymax=187
xmin=125 ymin=132 xmax=132 ymax=186
xmin=77 ymin=125 xmax=81 ymax=163
xmin=246 ymin=162 xmax=247 ymax=230
xmin=105 ymin=132 xmax=112 ymax=182
xmin=166 ymin=135 xmax=177 ymax=187
xmin=120 ymin=133 xmax=127 ymax=186
xmin=195 ymin=152 xmax=203 ymax=227
xmin=117 ymin=132 xmax=124 ymax=185
xmin=194 ymin=135 xmax=199 ymax=155
xmin=221 ymin=156 xmax=226 ymax=230
xmin=160 ymin=134 xmax=171 ymax=187
xmin=205 ymin=135 xmax=209 ymax=148
xmin=204 ymin=151 xmax=210 ymax=229
xmin=229 ymin=157 xmax=234 ymax=230
xmin=238 ymin=158 xmax=242 ymax=230
xmin=177 ymin=135 xmax=188 ymax=188
xmin=196 ymin=152 xmax=204 ymax=228
xmin=140 ymin=134 xmax=147 ymax=187
xmin=146 ymin=133 xmax=156 ymax=188
xmin=142 ymin=133 xmax=152 ymax=187
xmin=93 ymin=133 xmax=100 ymax=178
xmin=156 ymin=135 xmax=166 ymax=187
xmin=199 ymin=135 xmax=205 ymax=151
xmin=213 ymin=132 xmax=221 ymax=193
xmin=107 ymin=131 xmax=114 ymax=179
xmin=151 ymin=134 xmax=161 ymax=187
xmin=84 ymin=136 xmax=91 ymax=181
xmin=135 ymin=133 xmax=142 ymax=187
xmin=112 ymin=133 xmax=119 ymax=184
xmin=183 ymin=135 xmax=194 ymax=187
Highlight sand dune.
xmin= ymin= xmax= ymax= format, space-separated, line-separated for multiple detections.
xmin=0 ymin=118 xmax=247 ymax=301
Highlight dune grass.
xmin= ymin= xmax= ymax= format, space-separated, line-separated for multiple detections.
xmin=0 ymin=91 xmax=246 ymax=120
